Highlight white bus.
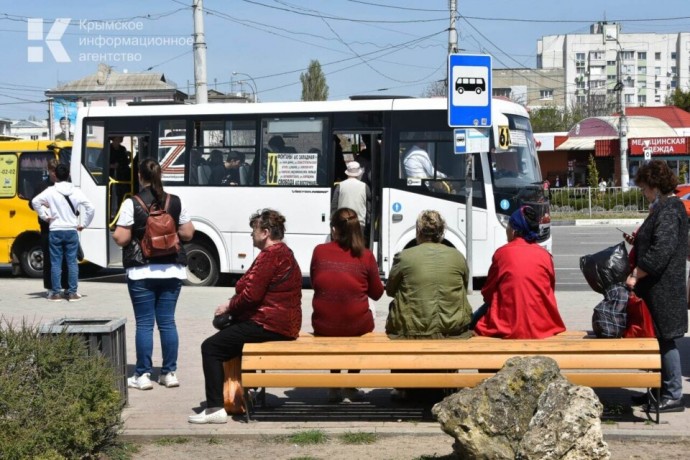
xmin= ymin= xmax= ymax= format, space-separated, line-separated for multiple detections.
xmin=71 ymin=96 xmax=551 ymax=286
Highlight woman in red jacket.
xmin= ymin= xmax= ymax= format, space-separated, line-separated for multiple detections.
xmin=310 ymin=207 xmax=384 ymax=402
xmin=189 ymin=209 xmax=302 ymax=424
xmin=472 ymin=206 xmax=565 ymax=339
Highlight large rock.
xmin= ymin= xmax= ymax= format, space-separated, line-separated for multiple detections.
xmin=518 ymin=381 xmax=609 ymax=460
xmin=431 ymin=356 xmax=610 ymax=460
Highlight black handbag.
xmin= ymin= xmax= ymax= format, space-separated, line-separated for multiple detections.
xmin=212 ymin=313 xmax=233 ymax=330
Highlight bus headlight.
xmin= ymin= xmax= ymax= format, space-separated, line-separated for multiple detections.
xmin=497 ymin=213 xmax=510 ymax=228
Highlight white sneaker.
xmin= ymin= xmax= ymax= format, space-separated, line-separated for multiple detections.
xmin=158 ymin=372 xmax=179 ymax=388
xmin=127 ymin=373 xmax=153 ymax=390
xmin=342 ymin=388 xmax=365 ymax=403
xmin=188 ymin=408 xmax=228 ymax=424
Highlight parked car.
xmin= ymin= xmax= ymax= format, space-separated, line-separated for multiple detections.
xmin=674 ymin=184 xmax=690 ymax=219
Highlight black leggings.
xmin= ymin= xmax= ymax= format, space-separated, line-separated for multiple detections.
xmin=201 ymin=320 xmax=292 ymax=408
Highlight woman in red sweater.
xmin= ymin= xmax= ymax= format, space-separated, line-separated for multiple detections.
xmin=310 ymin=207 xmax=384 ymax=402
xmin=189 ymin=209 xmax=302 ymax=424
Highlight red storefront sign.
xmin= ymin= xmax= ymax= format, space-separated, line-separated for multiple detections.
xmin=629 ymin=137 xmax=688 ymax=156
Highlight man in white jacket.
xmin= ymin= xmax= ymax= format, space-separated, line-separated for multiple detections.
xmin=32 ymin=164 xmax=95 ymax=301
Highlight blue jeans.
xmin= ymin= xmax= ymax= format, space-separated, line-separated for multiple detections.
xmin=49 ymin=230 xmax=79 ymax=295
xmin=127 ymin=277 xmax=182 ymax=376
xmin=659 ymin=338 xmax=683 ymax=400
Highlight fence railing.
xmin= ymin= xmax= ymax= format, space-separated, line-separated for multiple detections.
xmin=548 ymin=186 xmax=649 ymax=217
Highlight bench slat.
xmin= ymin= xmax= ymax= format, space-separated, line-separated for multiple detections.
xmin=242 ymin=353 xmax=660 ymax=371
xmin=243 ymin=340 xmax=659 ymax=354
xmin=241 ymin=371 xmax=661 ymax=389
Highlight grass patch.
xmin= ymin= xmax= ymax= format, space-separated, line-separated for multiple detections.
xmin=339 ymin=431 xmax=377 ymax=445
xmin=207 ymin=437 xmax=223 ymax=445
xmin=102 ymin=441 xmax=140 ymax=460
xmin=288 ymin=457 xmax=319 ymax=460
xmin=287 ymin=430 xmax=328 ymax=445
xmin=154 ymin=436 xmax=190 ymax=446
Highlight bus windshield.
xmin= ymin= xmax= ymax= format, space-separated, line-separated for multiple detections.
xmin=490 ymin=114 xmax=541 ymax=189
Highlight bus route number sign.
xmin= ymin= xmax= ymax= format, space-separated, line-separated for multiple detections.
xmin=448 ymin=54 xmax=492 ymax=128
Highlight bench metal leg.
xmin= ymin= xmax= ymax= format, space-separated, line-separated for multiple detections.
xmin=643 ymin=388 xmax=661 ymax=424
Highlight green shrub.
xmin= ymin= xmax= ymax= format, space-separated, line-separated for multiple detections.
xmin=0 ymin=319 xmax=123 ymax=459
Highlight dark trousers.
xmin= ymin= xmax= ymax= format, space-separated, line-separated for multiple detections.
xmin=201 ymin=320 xmax=292 ymax=409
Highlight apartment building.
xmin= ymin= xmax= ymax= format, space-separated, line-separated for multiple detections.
xmin=538 ymin=22 xmax=690 ymax=110
xmin=492 ymin=68 xmax=565 ymax=109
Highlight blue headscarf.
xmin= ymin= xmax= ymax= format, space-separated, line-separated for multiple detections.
xmin=508 ymin=206 xmax=539 ymax=243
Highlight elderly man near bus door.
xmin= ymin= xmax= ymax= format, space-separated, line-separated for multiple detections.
xmin=32 ymin=164 xmax=95 ymax=302
xmin=331 ymin=161 xmax=371 ymax=238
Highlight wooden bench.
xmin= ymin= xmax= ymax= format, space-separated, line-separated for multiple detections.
xmin=231 ymin=331 xmax=661 ymax=422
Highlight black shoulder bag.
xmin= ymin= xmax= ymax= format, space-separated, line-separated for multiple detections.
xmin=62 ymin=194 xmax=85 ymax=262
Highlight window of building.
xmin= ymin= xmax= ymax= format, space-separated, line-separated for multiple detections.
xmin=638 ymin=95 xmax=646 ymax=104
xmin=590 ymin=51 xmax=604 ymax=60
xmin=655 ymin=52 xmax=661 ymax=60
xmin=671 ymin=80 xmax=677 ymax=89
xmin=655 ymin=80 xmax=661 ymax=88
xmin=639 ymin=80 xmax=647 ymax=88
xmin=671 ymin=66 xmax=677 ymax=75
xmin=577 ymin=95 xmax=586 ymax=105
xmin=30 ymin=135 xmax=38 ymax=140
xmin=576 ymin=52 xmax=585 ymax=62
xmin=607 ymin=60 xmax=616 ymax=67
xmin=539 ymin=89 xmax=553 ymax=100
xmin=607 ymin=74 xmax=617 ymax=81
xmin=623 ymin=64 xmax=635 ymax=75
xmin=621 ymin=51 xmax=634 ymax=60
xmin=576 ymin=79 xmax=586 ymax=89
xmin=637 ymin=52 xmax=646 ymax=60
xmin=655 ymin=94 xmax=661 ymax=102
xmin=492 ymin=88 xmax=512 ymax=98
xmin=671 ymin=52 xmax=677 ymax=60
xmin=655 ymin=67 xmax=661 ymax=76
xmin=625 ymin=94 xmax=634 ymax=104
xmin=637 ymin=66 xmax=646 ymax=75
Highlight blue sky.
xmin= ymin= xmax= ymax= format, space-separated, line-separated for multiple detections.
xmin=1 ymin=0 xmax=689 ymax=120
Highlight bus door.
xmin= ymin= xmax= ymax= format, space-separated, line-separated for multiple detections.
xmin=331 ymin=131 xmax=382 ymax=257
xmin=78 ymin=119 xmax=151 ymax=268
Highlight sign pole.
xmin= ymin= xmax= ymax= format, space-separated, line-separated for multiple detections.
xmin=465 ymin=154 xmax=473 ymax=294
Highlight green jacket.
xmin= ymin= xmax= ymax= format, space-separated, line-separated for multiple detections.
xmin=385 ymin=242 xmax=472 ymax=338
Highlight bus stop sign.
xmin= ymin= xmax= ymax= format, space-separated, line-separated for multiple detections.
xmin=448 ymin=54 xmax=492 ymax=128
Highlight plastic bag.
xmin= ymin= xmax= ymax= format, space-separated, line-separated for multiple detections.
xmin=223 ymin=357 xmax=246 ymax=415
xmin=624 ymin=293 xmax=656 ymax=338
xmin=580 ymin=242 xmax=630 ymax=294
xmin=591 ymin=283 xmax=628 ymax=338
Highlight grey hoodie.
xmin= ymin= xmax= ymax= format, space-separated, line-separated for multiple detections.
xmin=31 ymin=181 xmax=95 ymax=231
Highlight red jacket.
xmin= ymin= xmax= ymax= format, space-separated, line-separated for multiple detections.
xmin=475 ymin=238 xmax=565 ymax=339
xmin=310 ymin=242 xmax=384 ymax=336
xmin=228 ymin=242 xmax=302 ymax=338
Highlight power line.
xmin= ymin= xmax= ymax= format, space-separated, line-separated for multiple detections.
xmin=460 ymin=14 xmax=690 ymax=23
xmin=343 ymin=0 xmax=447 ymax=12
xmin=238 ymin=0 xmax=447 ymax=23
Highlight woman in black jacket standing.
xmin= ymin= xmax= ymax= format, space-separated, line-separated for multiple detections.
xmin=626 ymin=160 xmax=688 ymax=413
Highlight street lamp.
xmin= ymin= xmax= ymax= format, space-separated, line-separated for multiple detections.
xmin=232 ymin=71 xmax=258 ymax=102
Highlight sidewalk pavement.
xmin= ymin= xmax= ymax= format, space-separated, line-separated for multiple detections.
xmin=1 ymin=274 xmax=689 ymax=440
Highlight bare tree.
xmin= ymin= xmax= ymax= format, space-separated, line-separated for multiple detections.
xmin=421 ymin=80 xmax=446 ymax=98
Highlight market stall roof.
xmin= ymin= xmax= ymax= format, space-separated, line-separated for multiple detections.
xmin=557 ymin=116 xmax=677 ymax=150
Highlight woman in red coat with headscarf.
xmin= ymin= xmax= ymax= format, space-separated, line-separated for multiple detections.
xmin=472 ymin=206 xmax=565 ymax=339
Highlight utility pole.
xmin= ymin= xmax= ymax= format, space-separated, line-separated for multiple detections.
xmin=617 ymin=46 xmax=629 ymax=190
xmin=192 ymin=0 xmax=208 ymax=104
xmin=447 ymin=0 xmax=458 ymax=91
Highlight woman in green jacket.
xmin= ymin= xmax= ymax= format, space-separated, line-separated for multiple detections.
xmin=385 ymin=210 xmax=473 ymax=339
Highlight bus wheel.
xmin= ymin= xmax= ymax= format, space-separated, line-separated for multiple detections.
xmin=19 ymin=242 xmax=43 ymax=278
xmin=184 ymin=242 xmax=219 ymax=286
